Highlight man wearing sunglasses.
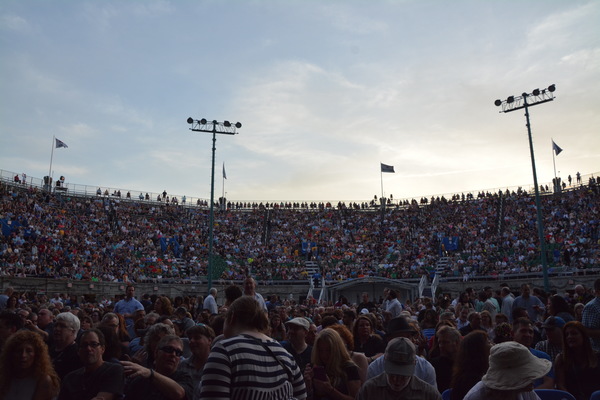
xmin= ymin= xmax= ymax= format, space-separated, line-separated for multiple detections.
xmin=122 ymin=334 xmax=194 ymax=399
xmin=58 ymin=328 xmax=125 ymax=400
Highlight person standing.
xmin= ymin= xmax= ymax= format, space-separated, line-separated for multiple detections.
xmin=512 ymin=284 xmax=545 ymax=322
xmin=582 ymin=278 xmax=600 ymax=352
xmin=243 ymin=277 xmax=267 ymax=312
xmin=203 ymin=288 xmax=218 ymax=315
xmin=500 ymin=287 xmax=515 ymax=322
xmin=114 ymin=285 xmax=144 ymax=331
xmin=386 ymin=290 xmax=403 ymax=319
xmin=197 ymin=296 xmax=306 ymax=399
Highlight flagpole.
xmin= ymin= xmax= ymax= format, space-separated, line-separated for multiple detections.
xmin=552 ymin=139 xmax=557 ymax=180
xmin=222 ymin=162 xmax=226 ymax=211
xmin=48 ymin=136 xmax=55 ymax=191
xmin=380 ymin=163 xmax=384 ymax=201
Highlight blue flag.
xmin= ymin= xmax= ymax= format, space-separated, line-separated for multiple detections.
xmin=55 ymin=138 xmax=68 ymax=148
xmin=552 ymin=140 xmax=563 ymax=155
xmin=381 ymin=163 xmax=395 ymax=173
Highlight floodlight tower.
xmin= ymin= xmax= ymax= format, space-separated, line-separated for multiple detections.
xmin=187 ymin=117 xmax=241 ymax=291
xmin=494 ymin=84 xmax=556 ymax=292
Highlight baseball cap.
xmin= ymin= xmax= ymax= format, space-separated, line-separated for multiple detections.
xmin=387 ymin=317 xmax=416 ymax=337
xmin=285 ymin=317 xmax=309 ymax=331
xmin=384 ymin=337 xmax=416 ymax=376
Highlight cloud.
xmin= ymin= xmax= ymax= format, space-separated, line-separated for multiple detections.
xmin=0 ymin=14 xmax=30 ymax=32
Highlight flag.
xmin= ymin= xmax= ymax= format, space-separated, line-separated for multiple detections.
xmin=552 ymin=140 xmax=562 ymax=156
xmin=55 ymin=138 xmax=68 ymax=148
xmin=381 ymin=163 xmax=395 ymax=173
xmin=222 ymin=163 xmax=227 ymax=179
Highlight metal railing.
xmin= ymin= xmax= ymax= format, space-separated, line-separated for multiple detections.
xmin=2 ymin=168 xmax=597 ymax=210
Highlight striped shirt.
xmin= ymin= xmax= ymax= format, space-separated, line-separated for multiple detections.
xmin=196 ymin=334 xmax=306 ymax=400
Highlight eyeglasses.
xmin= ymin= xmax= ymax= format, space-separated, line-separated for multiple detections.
xmin=79 ymin=342 xmax=102 ymax=349
xmin=159 ymin=346 xmax=183 ymax=357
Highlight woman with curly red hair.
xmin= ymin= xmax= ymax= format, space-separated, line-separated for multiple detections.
xmin=0 ymin=330 xmax=60 ymax=400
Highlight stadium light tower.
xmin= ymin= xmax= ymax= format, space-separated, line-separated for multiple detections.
xmin=187 ymin=117 xmax=241 ymax=291
xmin=494 ymin=84 xmax=556 ymax=292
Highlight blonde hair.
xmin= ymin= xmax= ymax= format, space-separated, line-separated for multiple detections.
xmin=0 ymin=330 xmax=60 ymax=396
xmin=312 ymin=328 xmax=357 ymax=388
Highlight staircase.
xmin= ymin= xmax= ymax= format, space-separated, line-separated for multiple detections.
xmin=305 ymin=260 xmax=320 ymax=276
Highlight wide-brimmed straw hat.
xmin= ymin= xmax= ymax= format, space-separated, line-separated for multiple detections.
xmin=482 ymin=341 xmax=552 ymax=390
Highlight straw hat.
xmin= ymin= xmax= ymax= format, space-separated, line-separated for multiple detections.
xmin=482 ymin=342 xmax=552 ymax=390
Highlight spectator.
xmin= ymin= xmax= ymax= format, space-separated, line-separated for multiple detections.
xmin=50 ymin=312 xmax=83 ymax=380
xmin=283 ymin=317 xmax=312 ymax=371
xmin=500 ymin=287 xmax=515 ymax=322
xmin=463 ymin=341 xmax=551 ymax=400
xmin=357 ymin=337 xmax=441 ymax=400
xmin=546 ymin=294 xmax=575 ymax=322
xmin=554 ymin=321 xmax=600 ymax=400
xmin=202 ymin=288 xmax=218 ymax=315
xmin=123 ymin=334 xmax=193 ymax=400
xmin=0 ymin=311 xmax=24 ymax=352
xmin=367 ymin=317 xmax=437 ymax=388
xmin=304 ymin=328 xmax=361 ymax=400
xmin=512 ymin=284 xmax=545 ymax=322
xmin=428 ymin=325 xmax=461 ymax=393
xmin=534 ymin=316 xmax=565 ymax=363
xmin=582 ymin=278 xmax=600 ymax=352
xmin=327 ymin=323 xmax=369 ymax=383
xmin=243 ymin=277 xmax=268 ymax=312
xmin=450 ymin=331 xmax=490 ymax=400
xmin=511 ymin=318 xmax=554 ymax=389
xmin=154 ymin=296 xmax=174 ymax=318
xmin=131 ymin=322 xmax=175 ymax=368
xmin=178 ymin=324 xmax=215 ymax=389
xmin=174 ymin=307 xmax=195 ymax=336
xmin=269 ymin=314 xmax=286 ymax=342
xmin=459 ymin=311 xmax=484 ymax=336
xmin=197 ymin=296 xmax=306 ymax=399
xmin=114 ymin=284 xmax=145 ymax=330
xmin=58 ymin=328 xmax=125 ymax=399
xmin=353 ymin=314 xmax=386 ymax=359
xmin=0 ymin=330 xmax=60 ymax=400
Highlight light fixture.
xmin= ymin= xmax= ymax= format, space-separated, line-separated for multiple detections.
xmin=494 ymin=83 xmax=557 ymax=292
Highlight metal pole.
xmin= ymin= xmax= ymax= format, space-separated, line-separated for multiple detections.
xmin=523 ymin=95 xmax=550 ymax=292
xmin=208 ymin=124 xmax=216 ymax=291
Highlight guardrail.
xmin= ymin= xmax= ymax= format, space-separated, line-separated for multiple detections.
xmin=3 ymin=168 xmax=597 ymax=209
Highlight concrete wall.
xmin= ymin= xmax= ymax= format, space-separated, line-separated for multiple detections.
xmin=2 ymin=273 xmax=598 ymax=303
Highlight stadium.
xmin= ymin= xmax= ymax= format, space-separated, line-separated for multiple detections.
xmin=2 ymin=168 xmax=598 ymax=304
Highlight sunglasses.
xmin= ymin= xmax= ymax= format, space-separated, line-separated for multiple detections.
xmin=159 ymin=346 xmax=183 ymax=357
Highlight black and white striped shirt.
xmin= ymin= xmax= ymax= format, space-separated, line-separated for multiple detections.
xmin=197 ymin=334 xmax=307 ymax=400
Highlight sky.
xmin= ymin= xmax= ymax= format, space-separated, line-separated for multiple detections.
xmin=1 ymin=0 xmax=599 ymax=203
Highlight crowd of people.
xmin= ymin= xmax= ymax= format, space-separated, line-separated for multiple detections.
xmin=0 ymin=277 xmax=599 ymax=399
xmin=0 ymin=174 xmax=598 ymax=284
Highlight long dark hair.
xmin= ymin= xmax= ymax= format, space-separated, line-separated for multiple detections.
xmin=561 ymin=321 xmax=597 ymax=369
xmin=451 ymin=330 xmax=490 ymax=400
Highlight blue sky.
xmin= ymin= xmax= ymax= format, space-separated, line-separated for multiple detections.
xmin=1 ymin=1 xmax=599 ymax=202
